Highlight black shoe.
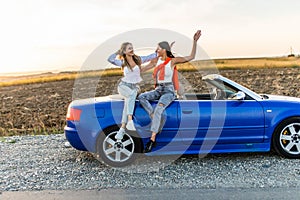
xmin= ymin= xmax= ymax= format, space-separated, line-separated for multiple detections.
xmin=144 ymin=140 xmax=156 ymax=153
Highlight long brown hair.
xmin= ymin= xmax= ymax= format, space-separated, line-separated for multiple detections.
xmin=118 ymin=42 xmax=142 ymax=71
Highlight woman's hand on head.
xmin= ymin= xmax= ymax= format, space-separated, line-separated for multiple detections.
xmin=116 ymin=49 xmax=122 ymax=55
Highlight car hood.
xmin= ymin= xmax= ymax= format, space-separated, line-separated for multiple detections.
xmin=264 ymin=94 xmax=300 ymax=102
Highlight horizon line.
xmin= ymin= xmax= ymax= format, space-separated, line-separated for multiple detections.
xmin=0 ymin=54 xmax=298 ymax=77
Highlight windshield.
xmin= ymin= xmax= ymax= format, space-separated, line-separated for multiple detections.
xmin=204 ymin=79 xmax=257 ymax=100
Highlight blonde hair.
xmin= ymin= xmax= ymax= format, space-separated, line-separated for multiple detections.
xmin=118 ymin=42 xmax=141 ymax=71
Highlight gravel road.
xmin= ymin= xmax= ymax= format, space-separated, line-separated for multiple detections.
xmin=1 ymin=134 xmax=300 ymax=192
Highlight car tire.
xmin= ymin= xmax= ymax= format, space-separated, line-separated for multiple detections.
xmin=96 ymin=126 xmax=142 ymax=167
xmin=272 ymin=117 xmax=300 ymax=158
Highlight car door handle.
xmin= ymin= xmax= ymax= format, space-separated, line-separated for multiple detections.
xmin=182 ymin=110 xmax=193 ymax=114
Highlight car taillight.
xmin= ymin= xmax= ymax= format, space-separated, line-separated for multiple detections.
xmin=66 ymin=107 xmax=82 ymax=121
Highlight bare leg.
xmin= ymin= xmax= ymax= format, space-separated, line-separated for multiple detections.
xmin=150 ymin=132 xmax=156 ymax=141
xmin=121 ymin=123 xmax=126 ymax=129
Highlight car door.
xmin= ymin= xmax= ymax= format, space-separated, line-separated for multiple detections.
xmin=178 ymin=99 xmax=265 ymax=146
xmin=134 ymin=100 xmax=181 ymax=146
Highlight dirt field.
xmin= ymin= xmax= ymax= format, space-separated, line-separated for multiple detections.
xmin=1 ymin=67 xmax=300 ymax=136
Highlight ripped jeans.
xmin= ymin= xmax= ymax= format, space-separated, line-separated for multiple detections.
xmin=118 ymin=81 xmax=139 ymax=124
xmin=138 ymin=84 xmax=175 ymax=133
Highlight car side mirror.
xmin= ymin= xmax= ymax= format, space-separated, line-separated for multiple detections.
xmin=230 ymin=91 xmax=246 ymax=100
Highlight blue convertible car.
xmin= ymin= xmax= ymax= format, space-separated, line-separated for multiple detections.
xmin=65 ymin=74 xmax=300 ymax=167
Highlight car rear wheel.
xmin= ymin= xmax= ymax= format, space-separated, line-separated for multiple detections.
xmin=273 ymin=117 xmax=300 ymax=158
xmin=96 ymin=126 xmax=142 ymax=167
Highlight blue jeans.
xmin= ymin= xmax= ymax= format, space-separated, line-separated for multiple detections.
xmin=118 ymin=81 xmax=139 ymax=124
xmin=138 ymin=84 xmax=175 ymax=133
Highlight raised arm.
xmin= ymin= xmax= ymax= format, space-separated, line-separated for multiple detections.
xmin=140 ymin=52 xmax=157 ymax=64
xmin=172 ymin=30 xmax=201 ymax=65
xmin=140 ymin=57 xmax=158 ymax=73
xmin=107 ymin=52 xmax=123 ymax=67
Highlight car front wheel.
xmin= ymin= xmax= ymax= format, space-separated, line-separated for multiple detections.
xmin=273 ymin=117 xmax=300 ymax=158
xmin=96 ymin=126 xmax=142 ymax=167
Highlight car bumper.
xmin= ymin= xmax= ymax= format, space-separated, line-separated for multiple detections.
xmin=64 ymin=126 xmax=87 ymax=151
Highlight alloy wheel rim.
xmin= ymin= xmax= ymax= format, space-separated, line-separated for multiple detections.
xmin=280 ymin=123 xmax=300 ymax=155
xmin=103 ymin=131 xmax=135 ymax=162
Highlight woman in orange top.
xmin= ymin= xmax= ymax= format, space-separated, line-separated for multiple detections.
xmin=138 ymin=30 xmax=202 ymax=153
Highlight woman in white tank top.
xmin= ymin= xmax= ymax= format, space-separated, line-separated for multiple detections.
xmin=108 ymin=42 xmax=157 ymax=140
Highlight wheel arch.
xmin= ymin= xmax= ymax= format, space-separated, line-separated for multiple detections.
xmin=266 ymin=111 xmax=300 ymax=140
xmin=271 ymin=115 xmax=300 ymax=133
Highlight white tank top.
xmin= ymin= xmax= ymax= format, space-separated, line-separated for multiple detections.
xmin=121 ymin=65 xmax=142 ymax=84
xmin=156 ymin=58 xmax=173 ymax=83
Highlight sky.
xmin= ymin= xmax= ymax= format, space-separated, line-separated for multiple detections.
xmin=0 ymin=0 xmax=300 ymax=74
